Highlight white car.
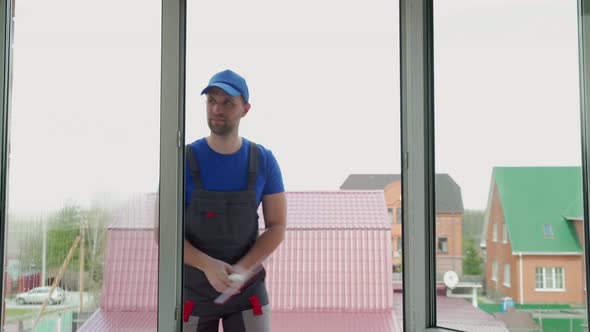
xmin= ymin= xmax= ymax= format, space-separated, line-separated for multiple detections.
xmin=15 ymin=286 xmax=65 ymax=305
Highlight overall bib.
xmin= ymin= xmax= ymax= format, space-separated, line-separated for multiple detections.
xmin=183 ymin=141 xmax=270 ymax=331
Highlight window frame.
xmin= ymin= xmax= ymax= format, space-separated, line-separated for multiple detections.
xmin=437 ymin=237 xmax=448 ymax=254
xmin=535 ymin=267 xmax=566 ymax=291
xmin=502 ymin=224 xmax=508 ymax=244
xmin=579 ymin=0 xmax=590 ymax=325
xmin=1 ymin=0 xmax=590 ymax=330
xmin=0 ymin=0 xmax=10 ymax=321
xmin=159 ymin=0 xmax=186 ymax=329
xmin=402 ymin=0 xmax=590 ymax=329
xmin=543 ymin=224 xmax=554 ymax=238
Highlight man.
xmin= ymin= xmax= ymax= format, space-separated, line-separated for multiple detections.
xmin=183 ymin=69 xmax=287 ymax=332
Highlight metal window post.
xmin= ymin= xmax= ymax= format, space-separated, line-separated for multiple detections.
xmin=577 ymin=0 xmax=590 ymax=326
xmin=0 ymin=0 xmax=12 ymax=330
xmin=400 ymin=0 xmax=437 ymax=330
xmin=159 ymin=0 xmax=186 ymax=330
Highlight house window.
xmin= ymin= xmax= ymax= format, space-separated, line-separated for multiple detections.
xmin=396 ymin=207 xmax=402 ymax=224
xmin=438 ymin=237 xmax=448 ymax=253
xmin=503 ymin=264 xmax=511 ymax=287
xmin=543 ymin=224 xmax=554 ymax=237
xmin=502 ymin=224 xmax=508 ymax=243
xmin=387 ymin=208 xmax=394 ymax=224
xmin=555 ymin=268 xmax=564 ymax=289
xmin=393 ymin=237 xmax=401 ymax=257
xmin=535 ymin=267 xmax=565 ymax=290
xmin=492 ymin=223 xmax=498 ymax=242
xmin=492 ymin=261 xmax=498 ymax=281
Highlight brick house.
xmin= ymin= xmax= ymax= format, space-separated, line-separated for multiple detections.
xmin=340 ymin=174 xmax=465 ymax=276
xmin=480 ymin=167 xmax=586 ymax=305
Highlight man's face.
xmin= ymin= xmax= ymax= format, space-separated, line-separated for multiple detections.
xmin=205 ymin=87 xmax=250 ymax=136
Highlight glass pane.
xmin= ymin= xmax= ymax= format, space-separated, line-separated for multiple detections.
xmin=435 ymin=0 xmax=587 ymax=330
xmin=535 ymin=268 xmax=544 ymax=289
xmin=503 ymin=264 xmax=510 ymax=287
xmin=184 ymin=0 xmax=402 ymax=330
xmin=2 ymin=0 xmax=161 ymax=331
xmin=556 ymin=268 xmax=565 ymax=289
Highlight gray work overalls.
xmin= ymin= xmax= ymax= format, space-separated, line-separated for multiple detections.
xmin=183 ymin=141 xmax=270 ymax=331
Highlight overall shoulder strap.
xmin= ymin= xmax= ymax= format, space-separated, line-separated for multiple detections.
xmin=247 ymin=141 xmax=259 ymax=190
xmin=185 ymin=144 xmax=203 ymax=189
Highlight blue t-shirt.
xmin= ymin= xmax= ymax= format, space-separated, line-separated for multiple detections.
xmin=185 ymin=138 xmax=284 ymax=208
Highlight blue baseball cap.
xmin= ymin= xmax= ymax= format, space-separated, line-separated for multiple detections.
xmin=201 ymin=69 xmax=249 ymax=103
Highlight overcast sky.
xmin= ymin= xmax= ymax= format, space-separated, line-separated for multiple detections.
xmin=5 ymin=0 xmax=582 ymax=215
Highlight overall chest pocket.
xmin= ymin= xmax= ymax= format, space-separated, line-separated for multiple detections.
xmin=188 ymin=198 xmax=229 ymax=240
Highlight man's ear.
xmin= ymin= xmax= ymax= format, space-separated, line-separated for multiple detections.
xmin=242 ymin=103 xmax=251 ymax=117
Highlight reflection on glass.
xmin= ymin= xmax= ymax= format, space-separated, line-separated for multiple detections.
xmin=435 ymin=0 xmax=587 ymax=331
xmin=2 ymin=0 xmax=160 ymax=331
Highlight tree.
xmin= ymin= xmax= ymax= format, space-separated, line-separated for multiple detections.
xmin=46 ymin=203 xmax=84 ymax=273
xmin=82 ymin=205 xmax=113 ymax=286
xmin=463 ymin=238 xmax=484 ymax=275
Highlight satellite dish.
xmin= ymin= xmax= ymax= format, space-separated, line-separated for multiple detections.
xmin=443 ymin=271 xmax=459 ymax=289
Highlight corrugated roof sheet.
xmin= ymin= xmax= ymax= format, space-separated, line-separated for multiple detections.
xmin=101 ymin=229 xmax=158 ymax=311
xmin=79 ymin=194 xmax=159 ymax=331
xmin=339 ymin=174 xmax=464 ymax=213
xmin=259 ymin=191 xmax=390 ymax=230
xmin=76 ymin=310 xmax=156 ymax=332
xmin=393 ymin=295 xmax=509 ymax=332
xmin=265 ymin=229 xmax=393 ymax=311
xmin=268 ymin=312 xmax=400 ymax=332
xmin=261 ymin=191 xmax=396 ymax=330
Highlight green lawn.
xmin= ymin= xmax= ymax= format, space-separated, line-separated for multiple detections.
xmin=534 ymin=318 xmax=586 ymax=332
xmin=5 ymin=308 xmax=33 ymax=317
xmin=4 ymin=307 xmax=64 ymax=321
xmin=478 ymin=302 xmax=586 ymax=332
xmin=478 ymin=303 xmax=572 ymax=314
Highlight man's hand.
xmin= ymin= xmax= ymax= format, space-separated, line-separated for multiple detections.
xmin=203 ymin=258 xmax=238 ymax=293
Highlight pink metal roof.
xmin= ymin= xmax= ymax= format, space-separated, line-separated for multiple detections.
xmin=79 ymin=194 xmax=159 ymax=331
xmin=76 ymin=310 xmax=156 ymax=332
xmin=261 ymin=191 xmax=393 ymax=311
xmin=268 ymin=312 xmax=398 ymax=331
xmin=393 ymin=294 xmax=509 ymax=332
xmin=260 ymin=191 xmax=398 ymax=331
xmin=259 ymin=191 xmax=390 ymax=229
xmin=265 ymin=229 xmax=393 ymax=311
xmin=100 ymin=228 xmax=158 ymax=311
xmin=80 ymin=191 xmax=398 ymax=331
xmin=95 ymin=190 xmax=159 ymax=312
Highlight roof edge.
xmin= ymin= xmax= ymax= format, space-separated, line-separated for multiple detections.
xmin=512 ymin=251 xmax=582 ymax=256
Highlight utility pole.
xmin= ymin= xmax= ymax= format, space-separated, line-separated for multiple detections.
xmin=79 ymin=220 xmax=85 ymax=313
xmin=41 ymin=215 xmax=47 ymax=287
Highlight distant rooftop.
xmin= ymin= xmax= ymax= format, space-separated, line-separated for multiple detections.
xmin=340 ymin=174 xmax=464 ymax=214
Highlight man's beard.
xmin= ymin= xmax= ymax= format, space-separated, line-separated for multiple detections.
xmin=208 ymin=119 xmax=233 ymax=136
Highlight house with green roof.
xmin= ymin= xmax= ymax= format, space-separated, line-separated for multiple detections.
xmin=480 ymin=167 xmax=586 ymax=304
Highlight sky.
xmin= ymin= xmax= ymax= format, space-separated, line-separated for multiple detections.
xmin=5 ymin=0 xmax=583 ymax=215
